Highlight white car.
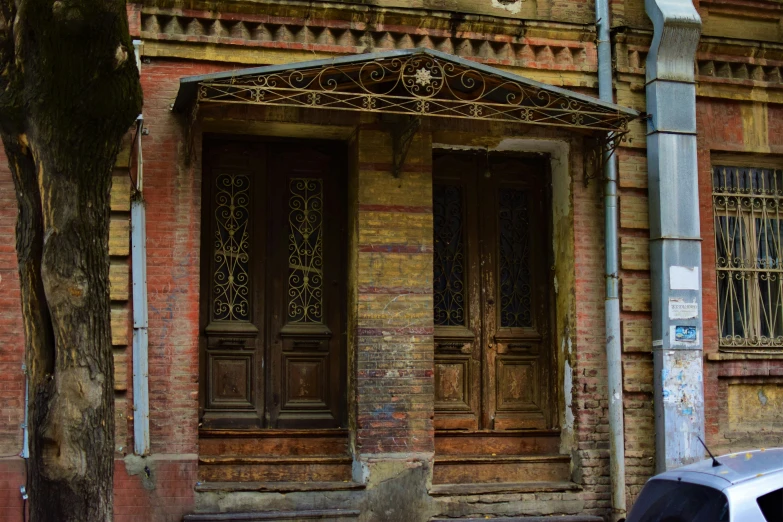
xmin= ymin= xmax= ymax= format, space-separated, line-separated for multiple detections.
xmin=626 ymin=448 xmax=783 ymax=522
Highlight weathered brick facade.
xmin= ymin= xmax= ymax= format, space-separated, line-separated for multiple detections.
xmin=0 ymin=0 xmax=781 ymax=520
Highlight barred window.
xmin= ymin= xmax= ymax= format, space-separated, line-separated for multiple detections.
xmin=713 ymin=165 xmax=783 ymax=348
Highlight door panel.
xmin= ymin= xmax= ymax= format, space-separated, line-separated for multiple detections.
xmin=486 ymin=159 xmax=550 ymax=430
xmin=200 ymin=138 xmax=346 ymax=430
xmin=434 ymin=151 xmax=552 ymax=432
xmin=200 ymin=141 xmax=265 ymax=429
xmin=268 ymin=144 xmax=345 ymax=429
xmin=433 ymin=155 xmax=482 ymax=430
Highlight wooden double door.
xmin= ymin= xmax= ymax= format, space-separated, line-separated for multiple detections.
xmin=433 ymin=151 xmax=554 ymax=432
xmin=199 ymin=137 xmax=346 ymax=430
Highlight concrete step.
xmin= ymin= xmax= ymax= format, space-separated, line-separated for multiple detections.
xmin=429 ymin=481 xmax=580 ymax=497
xmin=430 ymin=515 xmax=604 ymax=522
xmin=198 ymin=455 xmax=353 ymax=482
xmin=184 ymin=509 xmax=360 ymax=521
xmin=435 ymin=430 xmax=561 ymax=456
xmin=432 ymin=454 xmax=571 ymax=484
xmin=195 ymin=481 xmax=365 ymax=493
xmin=199 ymin=429 xmax=349 ymax=457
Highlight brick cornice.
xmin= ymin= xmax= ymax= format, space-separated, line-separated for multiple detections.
xmin=131 ymin=3 xmax=601 ymax=75
xmin=615 ymin=30 xmax=783 ymax=95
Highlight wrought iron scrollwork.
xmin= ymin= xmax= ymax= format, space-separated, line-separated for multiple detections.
xmin=288 ymin=178 xmax=324 ymax=323
xmin=498 ymin=188 xmax=533 ymax=328
xmin=434 ymin=184 xmax=466 ymax=326
xmin=583 ymin=130 xmax=630 ymax=187
xmin=714 ymin=165 xmax=783 ymax=349
xmin=196 ymin=52 xmax=634 ymax=133
xmin=213 ymin=173 xmax=251 ymax=322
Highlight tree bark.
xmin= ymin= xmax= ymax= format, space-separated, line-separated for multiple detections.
xmin=0 ymin=0 xmax=143 ymax=520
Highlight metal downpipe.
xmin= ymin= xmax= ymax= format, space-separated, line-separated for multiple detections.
xmin=131 ymin=40 xmax=150 ymax=456
xmin=644 ymin=0 xmax=703 ymax=473
xmin=595 ymin=1 xmax=626 ymax=519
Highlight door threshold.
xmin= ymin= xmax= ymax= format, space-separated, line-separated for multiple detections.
xmin=185 ymin=509 xmax=361 ymax=521
xmin=429 ymin=481 xmax=580 ymax=496
xmin=434 ymin=429 xmax=560 ymax=437
xmin=199 ymin=428 xmax=349 ymax=438
xmin=195 ymin=481 xmax=366 ymax=493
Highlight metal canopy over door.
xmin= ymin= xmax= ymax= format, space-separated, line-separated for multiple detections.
xmin=433 ymin=151 xmax=554 ymax=432
xmin=199 ymin=137 xmax=347 ymax=430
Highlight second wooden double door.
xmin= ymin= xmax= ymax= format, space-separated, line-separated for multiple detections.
xmin=433 ymin=151 xmax=554 ymax=431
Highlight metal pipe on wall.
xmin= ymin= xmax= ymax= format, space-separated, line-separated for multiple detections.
xmin=595 ymin=0 xmax=626 ymax=518
xmin=644 ymin=0 xmax=704 ymax=473
xmin=131 ymin=39 xmax=150 ymax=456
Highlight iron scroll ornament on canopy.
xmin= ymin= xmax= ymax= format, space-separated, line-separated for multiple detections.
xmin=178 ymin=48 xmax=638 ymax=134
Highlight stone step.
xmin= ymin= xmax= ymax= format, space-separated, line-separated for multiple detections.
xmin=199 ymin=429 xmax=349 ymax=457
xmin=195 ymin=481 xmax=365 ymax=493
xmin=432 ymin=455 xmax=571 ymax=484
xmin=198 ymin=455 xmax=353 ymax=482
xmin=430 ymin=515 xmax=604 ymax=522
xmin=429 ymin=481 xmax=580 ymax=496
xmin=184 ymin=509 xmax=360 ymax=521
xmin=435 ymin=430 xmax=561 ymax=456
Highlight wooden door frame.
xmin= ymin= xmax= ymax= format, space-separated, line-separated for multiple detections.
xmin=433 ymin=148 xmax=559 ymax=433
xmin=198 ymin=133 xmax=348 ymax=431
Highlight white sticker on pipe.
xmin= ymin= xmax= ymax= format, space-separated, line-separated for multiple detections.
xmin=669 ymin=298 xmax=698 ymax=319
xmin=670 ymin=266 xmax=699 ymax=290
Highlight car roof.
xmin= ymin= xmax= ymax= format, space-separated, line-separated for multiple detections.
xmin=661 ymin=448 xmax=783 ymax=486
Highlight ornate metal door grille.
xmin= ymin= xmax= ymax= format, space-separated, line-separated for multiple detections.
xmin=498 ymin=188 xmax=533 ymax=328
xmin=434 ymin=185 xmax=466 ymax=327
xmin=212 ymin=173 xmax=251 ymax=322
xmin=713 ymin=165 xmax=783 ymax=348
xmin=287 ymin=178 xmax=324 ymax=323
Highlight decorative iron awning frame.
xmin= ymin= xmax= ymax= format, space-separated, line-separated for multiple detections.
xmin=174 ymin=48 xmax=639 ymax=135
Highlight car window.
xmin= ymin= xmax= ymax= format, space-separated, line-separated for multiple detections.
xmin=627 ymin=479 xmax=729 ymax=522
xmin=757 ymin=488 xmax=783 ymax=522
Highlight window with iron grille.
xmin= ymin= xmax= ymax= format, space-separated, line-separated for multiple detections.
xmin=713 ymin=165 xmax=783 ymax=348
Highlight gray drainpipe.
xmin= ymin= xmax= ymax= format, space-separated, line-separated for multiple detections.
xmin=644 ymin=1 xmax=704 ymax=472
xmin=595 ymin=1 xmax=626 ymax=519
xmin=131 ymin=39 xmax=150 ymax=456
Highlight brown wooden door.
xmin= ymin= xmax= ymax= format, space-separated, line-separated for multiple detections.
xmin=200 ymin=137 xmax=346 ymax=430
xmin=433 ymin=151 xmax=553 ymax=432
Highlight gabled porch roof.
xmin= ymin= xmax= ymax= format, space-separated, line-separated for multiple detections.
xmin=174 ymin=48 xmax=639 ymax=134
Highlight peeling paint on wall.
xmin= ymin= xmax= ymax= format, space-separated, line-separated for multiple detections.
xmin=491 ymin=0 xmax=523 ymax=14
xmin=561 ymin=336 xmax=575 ymax=454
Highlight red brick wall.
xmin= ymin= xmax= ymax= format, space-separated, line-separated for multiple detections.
xmin=0 ymin=139 xmax=26 ymax=522
xmin=697 ymin=98 xmax=783 ymax=453
xmin=571 ymin=141 xmax=613 ymax=514
xmin=114 ymin=457 xmax=197 ymax=522
xmin=0 ymin=459 xmax=24 ymax=522
xmin=140 ymin=58 xmax=227 ymax=455
xmin=0 ymin=147 xmax=24 ymax=458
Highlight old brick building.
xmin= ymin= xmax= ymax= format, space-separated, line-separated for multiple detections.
xmin=0 ymin=0 xmax=782 ymax=521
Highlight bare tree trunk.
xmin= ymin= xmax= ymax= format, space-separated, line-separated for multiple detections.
xmin=0 ymin=0 xmax=143 ymax=519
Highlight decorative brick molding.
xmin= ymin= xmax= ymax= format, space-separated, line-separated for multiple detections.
xmin=617 ymin=32 xmax=783 ymax=88
xmin=697 ymin=58 xmax=783 ymax=85
xmin=136 ymin=8 xmax=597 ymax=72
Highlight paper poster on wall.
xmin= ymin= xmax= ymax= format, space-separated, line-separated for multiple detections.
xmin=668 ymin=298 xmax=698 ymax=320
xmin=674 ymin=326 xmax=698 ymax=343
xmin=670 ymin=325 xmax=700 ymax=346
xmin=670 ymin=266 xmax=699 ymax=290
